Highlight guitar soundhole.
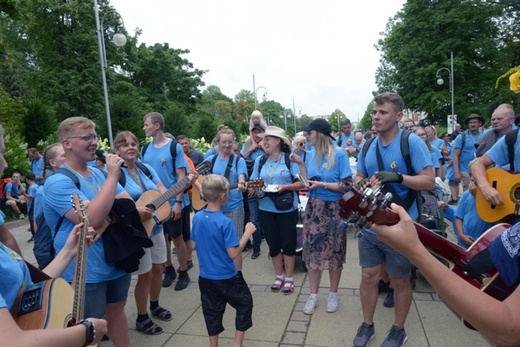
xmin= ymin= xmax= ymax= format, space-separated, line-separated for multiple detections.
xmin=514 ymin=186 xmax=520 ymax=202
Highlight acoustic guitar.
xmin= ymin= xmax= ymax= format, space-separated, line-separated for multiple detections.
xmin=12 ymin=193 xmax=89 ymax=333
xmin=339 ymin=185 xmax=516 ymax=331
xmin=191 ymin=178 xmax=265 ymax=210
xmin=475 ymin=167 xmax=520 ymax=223
xmin=136 ymin=161 xmax=212 ymax=235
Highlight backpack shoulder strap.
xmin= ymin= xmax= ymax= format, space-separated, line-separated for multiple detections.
xmin=400 ymin=130 xmax=413 ymax=175
xmin=141 ymin=142 xmax=151 ymax=159
xmin=211 ymin=155 xmax=218 ymax=174
xmin=118 ymin=168 xmax=126 ymax=187
xmin=361 ymin=136 xmax=377 ymax=159
xmin=54 ymin=168 xmax=81 ymax=189
xmin=169 ymin=139 xmax=177 ymax=161
xmin=258 ymin=154 xmax=269 ymax=175
xmin=136 ymin=162 xmax=153 ymax=179
xmin=461 ymin=131 xmax=466 ymax=149
xmin=506 ymin=128 xmax=519 ymax=172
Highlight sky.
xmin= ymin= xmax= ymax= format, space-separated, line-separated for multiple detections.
xmin=109 ymin=0 xmax=406 ymax=120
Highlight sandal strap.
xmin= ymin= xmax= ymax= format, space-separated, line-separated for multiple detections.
xmin=136 ymin=317 xmax=163 ymax=335
xmin=151 ymin=305 xmax=173 ymax=321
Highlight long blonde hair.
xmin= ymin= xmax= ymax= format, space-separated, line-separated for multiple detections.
xmin=311 ymin=132 xmax=336 ymax=170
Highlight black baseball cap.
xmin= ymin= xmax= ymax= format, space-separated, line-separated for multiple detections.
xmin=300 ymin=119 xmax=335 ymax=140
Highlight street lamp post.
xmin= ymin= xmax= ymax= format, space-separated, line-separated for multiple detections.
xmin=252 ymin=74 xmax=268 ymax=110
xmin=436 ymin=51 xmax=455 ymax=133
xmin=94 ymin=0 xmax=126 ymax=149
xmin=293 ymin=98 xmax=303 ymax=135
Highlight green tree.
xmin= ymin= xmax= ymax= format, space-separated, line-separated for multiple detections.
xmin=375 ymin=0 xmax=505 ymax=125
xmin=23 ymin=98 xmax=58 ymax=148
xmin=328 ymin=109 xmax=347 ymax=133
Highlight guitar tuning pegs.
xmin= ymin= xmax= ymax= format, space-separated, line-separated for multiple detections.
xmin=359 ymin=187 xmax=375 ymax=208
xmin=379 ymin=192 xmax=394 ymax=210
xmin=344 ymin=210 xmax=360 ymax=223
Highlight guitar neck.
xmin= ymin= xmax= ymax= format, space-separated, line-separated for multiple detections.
xmin=151 ymin=176 xmax=190 ymax=208
xmin=71 ymin=195 xmax=89 ymax=322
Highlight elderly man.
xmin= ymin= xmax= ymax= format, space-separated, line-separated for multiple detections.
xmin=476 ymin=104 xmax=516 ymax=157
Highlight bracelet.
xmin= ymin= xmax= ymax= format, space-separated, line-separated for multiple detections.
xmin=176 ymin=200 xmax=182 ymax=204
xmin=324 ymin=182 xmax=328 ymax=189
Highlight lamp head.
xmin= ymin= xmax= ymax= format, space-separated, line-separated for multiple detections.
xmin=437 ymin=78 xmax=444 ymax=86
xmin=112 ymin=32 xmax=127 ymax=47
xmin=261 ymin=93 xmax=267 ymax=102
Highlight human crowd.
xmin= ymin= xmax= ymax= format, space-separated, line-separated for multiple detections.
xmin=0 ymin=92 xmax=519 ymax=347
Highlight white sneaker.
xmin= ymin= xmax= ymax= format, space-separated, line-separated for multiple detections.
xmin=327 ymin=292 xmax=339 ymax=313
xmin=18 ymin=213 xmax=25 ymax=219
xmin=303 ymin=295 xmax=319 ymax=315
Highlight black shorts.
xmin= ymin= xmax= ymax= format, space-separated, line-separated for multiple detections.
xmin=199 ymin=271 xmax=253 ymax=336
xmin=163 ymin=205 xmax=191 ymax=241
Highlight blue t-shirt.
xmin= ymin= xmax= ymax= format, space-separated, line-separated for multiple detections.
xmin=191 ymin=210 xmax=238 ymax=280
xmin=304 ymin=148 xmax=352 ymax=201
xmin=453 ymin=130 xmax=483 ymax=173
xmin=121 ymin=164 xmax=163 ymax=235
xmin=43 ymin=166 xmax=126 ymax=283
xmin=26 ymin=183 xmax=39 ymax=212
xmin=0 ymin=211 xmax=31 ymax=310
xmin=335 ymin=132 xmax=355 ymax=148
xmin=4 ymin=182 xmax=23 ymax=198
xmin=206 ymin=154 xmax=247 ymax=212
xmin=31 ymin=157 xmax=44 ymax=179
xmin=141 ymin=140 xmax=188 ymax=208
xmin=455 ymin=190 xmax=493 ymax=249
xmin=33 ymin=185 xmax=44 ymax=218
xmin=487 ymin=130 xmax=520 ymax=172
xmin=357 ymin=130 xmax=432 ymax=221
xmin=204 ymin=146 xmax=218 ymax=159
xmin=250 ymin=153 xmax=300 ymax=212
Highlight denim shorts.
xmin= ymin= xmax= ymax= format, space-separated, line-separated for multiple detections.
xmin=358 ymin=232 xmax=411 ymax=278
xmin=84 ymin=273 xmax=132 ymax=318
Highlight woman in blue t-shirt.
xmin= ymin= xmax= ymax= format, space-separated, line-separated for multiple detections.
xmin=292 ymin=119 xmax=353 ymax=315
xmin=251 ymin=126 xmax=302 ymax=295
xmin=114 ymin=131 xmax=173 ymax=335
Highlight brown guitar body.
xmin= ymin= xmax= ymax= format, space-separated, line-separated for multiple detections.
xmin=12 ymin=277 xmax=74 ymax=330
xmin=135 ymin=190 xmax=172 ymax=236
xmin=475 ymin=167 xmax=520 ymax=223
xmin=191 ymin=175 xmax=207 ymax=210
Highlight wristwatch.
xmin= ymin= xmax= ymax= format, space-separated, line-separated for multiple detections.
xmin=78 ymin=319 xmax=95 ymax=346
xmin=397 ymin=173 xmax=404 ymax=183
xmin=176 ymin=200 xmax=182 ymax=204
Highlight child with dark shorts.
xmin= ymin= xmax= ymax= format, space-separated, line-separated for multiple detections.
xmin=191 ymin=174 xmax=256 ymax=347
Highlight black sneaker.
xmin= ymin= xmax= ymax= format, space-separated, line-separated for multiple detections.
xmin=378 ymin=279 xmax=390 ymax=293
xmin=384 ymin=288 xmax=394 ymax=308
xmin=162 ymin=268 xmax=177 ymax=288
xmin=28 ymin=236 xmax=34 ymax=243
xmin=448 ymin=198 xmax=459 ymax=205
xmin=251 ymin=248 xmax=260 ymax=259
xmin=353 ymin=322 xmax=375 ymax=347
xmin=186 ymin=259 xmax=194 ymax=270
xmin=174 ymin=270 xmax=190 ymax=291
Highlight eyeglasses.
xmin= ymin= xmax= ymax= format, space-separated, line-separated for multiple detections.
xmin=417 ymin=133 xmax=427 ymax=137
xmin=67 ymin=134 xmax=99 ymax=142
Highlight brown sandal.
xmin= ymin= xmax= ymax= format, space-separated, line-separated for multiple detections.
xmin=282 ymin=279 xmax=294 ymax=295
xmin=271 ymin=277 xmax=284 ymax=292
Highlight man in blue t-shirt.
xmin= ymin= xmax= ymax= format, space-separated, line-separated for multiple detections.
xmin=142 ymin=112 xmax=191 ymax=291
xmin=353 ymin=92 xmax=434 ymax=347
xmin=3 ymin=172 xmax=27 ymax=219
xmin=28 ymin=148 xmax=44 ymax=184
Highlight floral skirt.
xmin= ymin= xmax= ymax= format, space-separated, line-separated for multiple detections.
xmin=302 ymin=197 xmax=346 ymax=271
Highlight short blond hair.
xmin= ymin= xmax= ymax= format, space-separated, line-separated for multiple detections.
xmin=58 ymin=117 xmax=95 ymax=141
xmin=201 ymin=174 xmax=229 ymax=202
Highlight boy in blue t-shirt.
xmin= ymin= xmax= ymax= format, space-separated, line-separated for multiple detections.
xmin=191 ymin=174 xmax=256 ymax=347
xmin=24 ymin=172 xmax=39 ymax=241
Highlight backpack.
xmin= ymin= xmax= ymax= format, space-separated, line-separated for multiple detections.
xmin=0 ymin=178 xmax=11 ymax=198
xmin=118 ymin=162 xmax=153 ymax=187
xmin=258 ymin=152 xmax=292 ymax=175
xmin=33 ymin=167 xmax=106 ymax=269
xmin=141 ymin=139 xmax=178 ymax=175
xmin=210 ymin=154 xmax=239 ymax=179
xmin=506 ymin=128 xmax=519 ymax=172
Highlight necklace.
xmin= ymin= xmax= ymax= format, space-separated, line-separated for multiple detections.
xmin=64 ymin=165 xmax=101 ymax=194
xmin=0 ymin=242 xmax=22 ymax=261
xmin=267 ymin=153 xmax=282 ymax=183
xmin=128 ymin=168 xmax=144 ymax=191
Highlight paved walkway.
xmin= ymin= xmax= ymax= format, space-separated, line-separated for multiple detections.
xmin=9 ymin=219 xmax=489 ymax=346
